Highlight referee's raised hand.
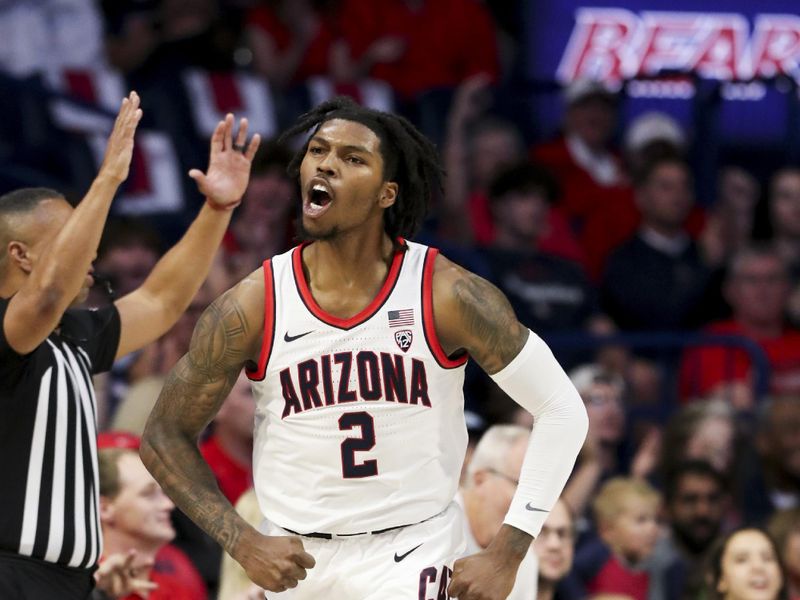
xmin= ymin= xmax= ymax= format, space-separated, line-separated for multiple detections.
xmin=99 ymin=91 xmax=143 ymax=184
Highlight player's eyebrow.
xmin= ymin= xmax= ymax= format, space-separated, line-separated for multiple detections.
xmin=309 ymin=136 xmax=373 ymax=156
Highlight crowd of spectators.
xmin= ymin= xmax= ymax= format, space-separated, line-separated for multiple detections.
xmin=3 ymin=1 xmax=800 ymax=599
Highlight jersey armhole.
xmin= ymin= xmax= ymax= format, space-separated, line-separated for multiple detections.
xmin=246 ymin=259 xmax=275 ymax=381
xmin=421 ymin=247 xmax=469 ymax=369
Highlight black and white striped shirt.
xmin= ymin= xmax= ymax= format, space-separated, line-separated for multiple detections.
xmin=0 ymin=297 xmax=120 ymax=570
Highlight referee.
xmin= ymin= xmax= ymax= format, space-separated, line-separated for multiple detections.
xmin=0 ymin=92 xmax=260 ymax=599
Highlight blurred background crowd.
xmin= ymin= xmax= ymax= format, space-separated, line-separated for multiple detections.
xmin=3 ymin=0 xmax=800 ymax=599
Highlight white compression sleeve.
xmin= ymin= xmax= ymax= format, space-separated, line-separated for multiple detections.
xmin=490 ymin=330 xmax=588 ymax=538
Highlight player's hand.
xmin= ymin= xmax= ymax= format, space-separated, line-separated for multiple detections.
xmin=190 ymin=113 xmax=261 ymax=211
xmin=99 ymin=91 xmax=143 ymax=183
xmin=448 ymin=547 xmax=522 ymax=600
xmin=94 ymin=549 xmax=157 ymax=598
xmin=235 ymin=531 xmax=316 ymax=593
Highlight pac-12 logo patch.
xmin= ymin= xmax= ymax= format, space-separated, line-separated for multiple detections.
xmin=394 ymin=330 xmax=413 ymax=352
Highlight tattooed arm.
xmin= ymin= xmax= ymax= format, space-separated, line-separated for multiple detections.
xmin=432 ymin=255 xmax=587 ymax=600
xmin=140 ymin=271 xmax=315 ymax=593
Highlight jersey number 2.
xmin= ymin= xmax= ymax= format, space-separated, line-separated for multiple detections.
xmin=339 ymin=411 xmax=378 ymax=478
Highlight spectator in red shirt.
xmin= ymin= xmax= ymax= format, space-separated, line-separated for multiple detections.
xmin=330 ymin=0 xmax=499 ymax=100
xmin=680 ymin=245 xmax=800 ymax=405
xmin=246 ymin=0 xmax=337 ymax=89
xmin=532 ymin=80 xmax=636 ymax=278
xmin=200 ymin=372 xmax=256 ymax=505
xmin=99 ymin=448 xmax=207 ymax=600
xmin=438 ymin=75 xmax=583 ymax=263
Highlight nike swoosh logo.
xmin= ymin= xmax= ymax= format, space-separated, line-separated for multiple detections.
xmin=394 ymin=543 xmax=423 ymax=562
xmin=284 ymin=330 xmax=314 ymax=342
xmin=525 ymin=503 xmax=550 ymax=513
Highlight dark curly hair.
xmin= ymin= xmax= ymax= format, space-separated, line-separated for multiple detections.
xmin=279 ymin=97 xmax=443 ymax=242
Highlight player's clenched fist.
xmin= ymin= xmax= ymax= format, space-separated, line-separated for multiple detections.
xmin=447 ymin=551 xmax=519 ymax=600
xmin=235 ymin=530 xmax=316 ymax=592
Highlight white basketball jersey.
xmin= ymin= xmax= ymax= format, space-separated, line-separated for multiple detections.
xmin=247 ymin=240 xmax=468 ymax=534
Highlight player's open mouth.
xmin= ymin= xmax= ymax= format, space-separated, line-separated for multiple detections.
xmin=304 ymin=181 xmax=334 ymax=218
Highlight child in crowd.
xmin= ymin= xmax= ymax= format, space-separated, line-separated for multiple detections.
xmin=573 ymin=477 xmax=661 ymax=600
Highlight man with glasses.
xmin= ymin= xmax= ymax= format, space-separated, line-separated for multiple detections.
xmin=457 ymin=425 xmax=538 ymax=599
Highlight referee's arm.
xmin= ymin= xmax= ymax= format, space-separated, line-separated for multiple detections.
xmin=114 ymin=114 xmax=260 ymax=360
xmin=2 ymin=94 xmax=140 ymax=355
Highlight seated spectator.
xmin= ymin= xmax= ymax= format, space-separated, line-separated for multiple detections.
xmin=659 ymin=400 xmax=737 ymax=482
xmin=768 ymin=167 xmax=800 ymax=327
xmin=440 ymin=75 xmax=525 ymax=245
xmin=91 ymin=218 xmax=163 ymax=306
xmin=602 ymin=152 xmax=717 ymax=332
xmin=200 ymin=372 xmax=256 ymax=505
xmin=98 ymin=448 xmax=207 ymax=600
xmin=140 ymin=0 xmax=236 ymax=76
xmin=245 ymin=0 xmax=336 ymax=89
xmin=560 ymin=365 xmax=661 ymax=533
xmin=680 ymin=245 xmax=800 ymax=403
xmin=704 ymin=528 xmax=786 ymax=600
xmin=622 ymin=112 xmax=688 ymax=179
xmin=100 ymin=1 xmax=160 ymax=76
xmin=457 ymin=425 xmax=538 ymax=599
xmin=330 ymin=0 xmax=499 ymax=101
xmin=580 ymin=110 xmax=693 ymax=281
xmin=770 ymin=167 xmax=800 ymax=280
xmin=438 ymin=75 xmax=580 ymax=262
xmin=768 ymin=508 xmax=800 ymax=600
xmin=480 ymin=163 xmax=604 ymax=339
xmin=650 ymin=460 xmax=732 ymax=600
xmin=89 ymin=218 xmax=163 ymax=426
xmin=532 ymin=80 xmax=635 ymax=279
xmin=573 ymin=478 xmax=661 ymax=600
xmin=741 ymin=396 xmax=800 ymax=525
xmin=111 ymin=284 xmax=215 ymax=435
xmin=701 ymin=166 xmax=760 ymax=269
xmin=535 ymin=499 xmax=576 ymax=600
xmin=220 ymin=139 xmax=297 ymax=283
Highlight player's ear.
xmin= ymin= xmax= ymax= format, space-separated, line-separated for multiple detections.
xmin=379 ymin=182 xmax=398 ymax=209
xmin=7 ymin=241 xmax=33 ymax=274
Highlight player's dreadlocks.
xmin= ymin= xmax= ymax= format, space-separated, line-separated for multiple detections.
xmin=280 ymin=97 xmax=444 ymax=242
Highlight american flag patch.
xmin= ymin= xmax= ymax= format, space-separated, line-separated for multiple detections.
xmin=388 ymin=309 xmax=414 ymax=327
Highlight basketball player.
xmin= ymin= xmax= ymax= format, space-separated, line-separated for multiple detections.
xmin=141 ymin=98 xmax=588 ymax=600
xmin=0 ymin=91 xmax=260 ymax=599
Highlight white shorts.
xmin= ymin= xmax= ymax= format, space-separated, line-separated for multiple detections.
xmin=263 ymin=502 xmax=467 ymax=600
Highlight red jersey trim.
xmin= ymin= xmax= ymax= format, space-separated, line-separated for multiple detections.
xmin=246 ymin=259 xmax=275 ymax=381
xmin=422 ymin=247 xmax=469 ymax=369
xmin=291 ymin=242 xmax=406 ymax=330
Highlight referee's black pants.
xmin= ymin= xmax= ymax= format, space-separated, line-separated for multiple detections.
xmin=0 ymin=551 xmax=95 ymax=599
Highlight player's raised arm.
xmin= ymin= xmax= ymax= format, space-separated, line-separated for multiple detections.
xmin=140 ymin=273 xmax=315 ymax=593
xmin=431 ymin=254 xmax=589 ymax=600
xmin=2 ymin=92 xmax=141 ymax=355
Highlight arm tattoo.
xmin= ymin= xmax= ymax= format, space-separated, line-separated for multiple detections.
xmin=452 ymin=272 xmax=527 ymax=374
xmin=141 ymin=289 xmax=256 ymax=556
